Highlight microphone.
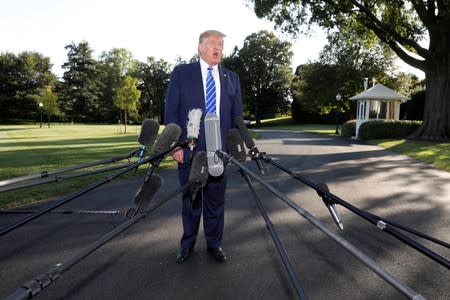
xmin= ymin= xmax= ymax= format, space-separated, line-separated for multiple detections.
xmin=188 ymin=151 xmax=208 ymax=202
xmin=186 ymin=108 xmax=202 ymax=152
xmin=235 ymin=117 xmax=267 ymax=175
xmin=227 ymin=128 xmax=246 ymax=163
xmin=204 ymin=113 xmax=224 ymax=177
xmin=316 ymin=182 xmax=344 ymax=231
xmin=152 ymin=123 xmax=182 ymax=155
xmin=133 ymin=174 xmax=163 ymax=213
xmin=136 ymin=119 xmax=160 ymax=162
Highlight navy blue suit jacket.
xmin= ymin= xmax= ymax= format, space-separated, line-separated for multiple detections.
xmin=164 ymin=61 xmax=243 ymax=164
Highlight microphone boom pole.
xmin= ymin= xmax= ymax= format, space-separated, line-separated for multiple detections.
xmin=0 ymin=163 xmax=132 ymax=193
xmin=217 ymin=149 xmax=425 ymax=300
xmin=0 ymin=150 xmax=138 ymax=188
xmin=239 ymin=168 xmax=308 ymax=300
xmin=260 ymin=154 xmax=450 ymax=268
xmin=4 ymin=182 xmax=189 ymax=300
xmin=0 ymin=138 xmax=188 ymax=237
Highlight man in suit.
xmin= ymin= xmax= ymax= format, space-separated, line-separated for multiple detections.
xmin=164 ymin=30 xmax=243 ymax=263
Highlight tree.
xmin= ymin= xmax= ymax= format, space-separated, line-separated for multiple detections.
xmin=225 ymin=30 xmax=293 ymax=125
xmin=113 ymin=76 xmax=141 ymax=133
xmin=136 ymin=57 xmax=171 ymax=123
xmin=99 ymin=48 xmax=138 ymax=123
xmin=59 ymin=41 xmax=104 ymax=122
xmin=0 ymin=51 xmax=56 ymax=121
xmin=34 ymin=85 xmax=61 ymax=127
xmin=249 ymin=0 xmax=450 ymax=141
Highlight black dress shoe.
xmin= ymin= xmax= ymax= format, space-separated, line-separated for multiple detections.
xmin=176 ymin=247 xmax=193 ymax=264
xmin=207 ymin=247 xmax=226 ymax=262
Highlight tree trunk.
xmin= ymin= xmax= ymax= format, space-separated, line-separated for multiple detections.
xmin=124 ymin=110 xmax=128 ymax=134
xmin=409 ymin=54 xmax=449 ymax=141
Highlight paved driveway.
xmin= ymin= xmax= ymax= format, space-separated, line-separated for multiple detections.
xmin=0 ymin=131 xmax=449 ymax=299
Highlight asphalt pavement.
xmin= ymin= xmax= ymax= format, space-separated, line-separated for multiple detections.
xmin=0 ymin=130 xmax=449 ymax=300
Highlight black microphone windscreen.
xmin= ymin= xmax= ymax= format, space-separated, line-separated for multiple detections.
xmin=189 ymin=151 xmax=208 ymax=187
xmin=133 ymin=174 xmax=163 ymax=211
xmin=138 ymin=119 xmax=160 ymax=145
xmin=235 ymin=117 xmax=255 ymax=149
xmin=227 ymin=128 xmax=246 ymax=162
xmin=316 ymin=182 xmax=330 ymax=198
xmin=153 ymin=123 xmax=182 ymax=154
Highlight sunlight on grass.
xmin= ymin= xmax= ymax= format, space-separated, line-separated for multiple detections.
xmin=0 ymin=124 xmax=173 ymax=208
xmin=370 ymin=139 xmax=450 ymax=172
xmin=254 ymin=117 xmax=337 ymax=134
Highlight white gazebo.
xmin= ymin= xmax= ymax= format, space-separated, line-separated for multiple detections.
xmin=350 ymin=83 xmax=410 ymax=137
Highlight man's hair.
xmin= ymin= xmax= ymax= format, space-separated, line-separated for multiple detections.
xmin=198 ymin=30 xmax=226 ymax=43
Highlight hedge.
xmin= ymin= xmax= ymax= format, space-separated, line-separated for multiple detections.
xmin=357 ymin=119 xmax=422 ymax=140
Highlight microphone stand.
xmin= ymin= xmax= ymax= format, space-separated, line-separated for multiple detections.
xmin=217 ymin=149 xmax=425 ymax=300
xmin=259 ymin=153 xmax=450 ymax=269
xmin=238 ymin=168 xmax=308 ymax=300
xmin=0 ymin=163 xmax=132 ymax=193
xmin=0 ymin=141 xmax=187 ymax=237
xmin=4 ymin=183 xmax=190 ymax=300
xmin=0 ymin=209 xmax=123 ymax=215
xmin=0 ymin=149 xmax=139 ymax=188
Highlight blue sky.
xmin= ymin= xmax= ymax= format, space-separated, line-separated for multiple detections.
xmin=0 ymin=0 xmax=423 ymax=79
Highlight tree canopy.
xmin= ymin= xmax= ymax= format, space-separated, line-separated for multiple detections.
xmin=249 ymin=0 xmax=450 ymax=141
xmin=224 ymin=30 xmax=293 ymax=125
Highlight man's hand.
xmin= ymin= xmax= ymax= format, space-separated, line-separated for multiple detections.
xmin=172 ymin=147 xmax=184 ymax=164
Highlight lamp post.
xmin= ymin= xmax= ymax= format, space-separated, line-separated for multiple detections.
xmin=39 ymin=102 xmax=43 ymax=128
xmin=335 ymin=93 xmax=342 ymax=134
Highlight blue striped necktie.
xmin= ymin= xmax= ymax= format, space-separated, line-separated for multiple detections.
xmin=205 ymin=67 xmax=216 ymax=114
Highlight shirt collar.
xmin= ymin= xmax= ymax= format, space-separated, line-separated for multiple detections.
xmin=200 ymin=58 xmax=218 ymax=72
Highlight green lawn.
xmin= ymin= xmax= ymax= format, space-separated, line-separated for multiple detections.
xmin=368 ymin=139 xmax=450 ymax=172
xmin=0 ymin=124 xmax=175 ymax=208
xmin=252 ymin=116 xmax=337 ymax=134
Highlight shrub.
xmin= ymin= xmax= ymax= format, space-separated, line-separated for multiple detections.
xmin=358 ymin=120 xmax=422 ymax=140
xmin=342 ymin=120 xmax=356 ymax=137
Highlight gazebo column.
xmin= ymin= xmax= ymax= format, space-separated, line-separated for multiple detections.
xmin=386 ymin=101 xmax=390 ymax=119
xmin=364 ymin=100 xmax=370 ymax=120
xmin=394 ymin=102 xmax=400 ymax=120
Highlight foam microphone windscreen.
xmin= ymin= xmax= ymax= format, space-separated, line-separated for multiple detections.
xmin=227 ymin=128 xmax=246 ymax=162
xmin=189 ymin=151 xmax=208 ymax=187
xmin=138 ymin=119 xmax=160 ymax=145
xmin=187 ymin=108 xmax=202 ymax=140
xmin=133 ymin=174 xmax=163 ymax=212
xmin=153 ymin=123 xmax=182 ymax=154
xmin=235 ymin=117 xmax=255 ymax=149
xmin=205 ymin=113 xmax=224 ymax=177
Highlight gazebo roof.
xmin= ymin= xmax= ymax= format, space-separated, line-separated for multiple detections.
xmin=349 ymin=83 xmax=410 ymax=102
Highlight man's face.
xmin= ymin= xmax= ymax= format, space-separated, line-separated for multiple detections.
xmin=198 ymin=34 xmax=224 ymax=66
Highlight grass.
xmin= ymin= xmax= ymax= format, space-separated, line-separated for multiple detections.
xmin=0 ymin=124 xmax=176 ymax=208
xmin=367 ymin=139 xmax=450 ymax=172
xmin=251 ymin=116 xmax=337 ymax=134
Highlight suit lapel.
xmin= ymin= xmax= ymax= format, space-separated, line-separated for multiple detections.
xmin=219 ymin=65 xmax=228 ymax=117
xmin=191 ymin=62 xmax=205 ymax=111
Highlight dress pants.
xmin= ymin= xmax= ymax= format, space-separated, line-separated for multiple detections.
xmin=178 ymin=164 xmax=227 ymax=249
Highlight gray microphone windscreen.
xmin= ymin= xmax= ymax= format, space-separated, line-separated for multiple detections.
xmin=227 ymin=128 xmax=246 ymax=162
xmin=133 ymin=174 xmax=163 ymax=211
xmin=204 ymin=113 xmax=224 ymax=177
xmin=189 ymin=151 xmax=208 ymax=187
xmin=153 ymin=123 xmax=182 ymax=154
xmin=235 ymin=117 xmax=255 ymax=149
xmin=138 ymin=119 xmax=160 ymax=145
